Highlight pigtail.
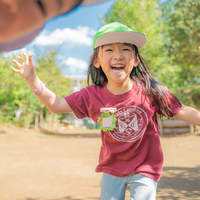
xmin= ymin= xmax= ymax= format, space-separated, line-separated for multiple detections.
xmin=132 ymin=46 xmax=182 ymax=118
xmin=87 ymin=47 xmax=107 ymax=87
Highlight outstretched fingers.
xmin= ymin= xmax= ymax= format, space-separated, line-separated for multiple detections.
xmin=12 ymin=59 xmax=22 ymax=68
xmin=11 ymin=53 xmax=35 ymax=77
xmin=17 ymin=56 xmax=25 ymax=64
xmin=28 ymin=54 xmax=33 ymax=65
xmin=11 ymin=66 xmax=21 ymax=74
xmin=12 ymin=57 xmax=23 ymax=74
xmin=23 ymin=53 xmax=29 ymax=61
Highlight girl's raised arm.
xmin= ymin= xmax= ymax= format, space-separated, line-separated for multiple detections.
xmin=174 ymin=105 xmax=200 ymax=126
xmin=11 ymin=53 xmax=72 ymax=114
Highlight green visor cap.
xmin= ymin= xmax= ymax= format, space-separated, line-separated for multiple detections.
xmin=93 ymin=22 xmax=147 ymax=50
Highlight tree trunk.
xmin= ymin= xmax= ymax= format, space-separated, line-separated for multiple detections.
xmin=40 ymin=108 xmax=43 ymax=128
xmin=35 ymin=113 xmax=39 ymax=129
xmin=54 ymin=114 xmax=58 ymax=128
xmin=49 ymin=111 xmax=52 ymax=129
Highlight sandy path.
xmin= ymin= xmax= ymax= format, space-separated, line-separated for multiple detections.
xmin=0 ymin=125 xmax=200 ymax=200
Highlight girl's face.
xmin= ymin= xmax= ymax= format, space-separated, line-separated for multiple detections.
xmin=94 ymin=43 xmax=139 ymax=90
xmin=0 ymin=0 xmax=82 ymax=42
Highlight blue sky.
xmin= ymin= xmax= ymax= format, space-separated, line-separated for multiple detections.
xmin=5 ymin=0 xmax=116 ymax=78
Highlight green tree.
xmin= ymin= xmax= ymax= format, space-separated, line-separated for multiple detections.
xmin=0 ymin=58 xmax=32 ymax=123
xmin=0 ymin=51 xmax=71 ymax=127
xmin=160 ymin=0 xmax=200 ymax=108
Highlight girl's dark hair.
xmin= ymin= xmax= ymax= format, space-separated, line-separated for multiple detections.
xmin=87 ymin=44 xmax=182 ymax=118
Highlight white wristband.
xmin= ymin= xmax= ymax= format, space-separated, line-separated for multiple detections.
xmin=33 ymin=82 xmax=45 ymax=96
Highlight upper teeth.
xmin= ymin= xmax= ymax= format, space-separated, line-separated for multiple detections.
xmin=112 ymin=65 xmax=123 ymax=68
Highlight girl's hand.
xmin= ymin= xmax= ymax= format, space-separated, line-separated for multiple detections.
xmin=198 ymin=46 xmax=200 ymax=51
xmin=11 ymin=53 xmax=36 ymax=81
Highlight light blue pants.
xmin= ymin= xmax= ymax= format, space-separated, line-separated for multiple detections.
xmin=99 ymin=173 xmax=157 ymax=200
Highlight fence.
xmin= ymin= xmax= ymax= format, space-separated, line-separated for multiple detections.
xmin=158 ymin=120 xmax=195 ymax=135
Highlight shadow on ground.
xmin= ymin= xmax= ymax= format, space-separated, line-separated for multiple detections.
xmin=21 ymin=167 xmax=200 ymax=200
xmin=157 ymin=166 xmax=200 ymax=199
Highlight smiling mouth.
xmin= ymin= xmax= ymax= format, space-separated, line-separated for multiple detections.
xmin=111 ymin=65 xmax=125 ymax=73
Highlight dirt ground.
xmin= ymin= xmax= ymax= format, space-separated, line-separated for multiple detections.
xmin=0 ymin=124 xmax=200 ymax=200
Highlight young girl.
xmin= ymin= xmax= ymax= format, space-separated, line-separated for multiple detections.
xmin=11 ymin=22 xmax=200 ymax=200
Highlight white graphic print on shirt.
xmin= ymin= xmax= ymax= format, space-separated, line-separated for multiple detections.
xmin=109 ymin=106 xmax=148 ymax=142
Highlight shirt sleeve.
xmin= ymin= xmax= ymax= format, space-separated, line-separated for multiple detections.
xmin=154 ymin=93 xmax=182 ymax=116
xmin=169 ymin=97 xmax=183 ymax=116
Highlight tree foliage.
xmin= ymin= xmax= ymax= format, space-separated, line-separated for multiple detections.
xmin=0 ymin=51 xmax=71 ymax=127
xmin=160 ymin=0 xmax=200 ymax=107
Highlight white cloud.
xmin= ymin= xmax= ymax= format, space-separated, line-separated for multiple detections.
xmin=65 ymin=57 xmax=88 ymax=69
xmin=64 ymin=57 xmax=89 ymax=75
xmin=32 ymin=26 xmax=95 ymax=47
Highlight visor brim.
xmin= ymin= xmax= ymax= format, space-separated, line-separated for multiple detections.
xmin=94 ymin=31 xmax=147 ymax=49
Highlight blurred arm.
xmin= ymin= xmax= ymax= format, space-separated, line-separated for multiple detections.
xmin=174 ymin=105 xmax=200 ymax=126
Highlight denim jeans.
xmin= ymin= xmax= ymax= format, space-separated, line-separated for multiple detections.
xmin=99 ymin=173 xmax=157 ymax=200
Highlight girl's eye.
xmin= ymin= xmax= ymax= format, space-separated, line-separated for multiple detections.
xmin=37 ymin=0 xmax=46 ymax=15
xmin=105 ymin=49 xmax=112 ymax=52
xmin=123 ymin=48 xmax=131 ymax=51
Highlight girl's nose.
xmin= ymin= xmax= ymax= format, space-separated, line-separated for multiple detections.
xmin=114 ymin=48 xmax=124 ymax=60
xmin=113 ymin=51 xmax=124 ymax=60
xmin=1 ymin=0 xmax=22 ymax=13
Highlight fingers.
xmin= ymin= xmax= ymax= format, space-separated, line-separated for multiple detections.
xmin=11 ymin=66 xmax=21 ymax=74
xmin=23 ymin=53 xmax=28 ymax=61
xmin=12 ymin=59 xmax=22 ymax=68
xmin=28 ymin=54 xmax=33 ymax=65
xmin=17 ymin=56 xmax=25 ymax=63
xmin=198 ymin=46 xmax=200 ymax=51
xmin=20 ymin=53 xmax=33 ymax=65
xmin=12 ymin=53 xmax=33 ymax=70
xmin=15 ymin=53 xmax=28 ymax=64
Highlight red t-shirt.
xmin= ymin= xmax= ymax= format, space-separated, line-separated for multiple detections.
xmin=64 ymin=81 xmax=182 ymax=181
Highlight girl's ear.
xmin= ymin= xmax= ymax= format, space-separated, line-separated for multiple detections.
xmin=90 ymin=55 xmax=93 ymax=61
xmin=90 ymin=54 xmax=100 ymax=68
xmin=133 ymin=55 xmax=140 ymax=67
